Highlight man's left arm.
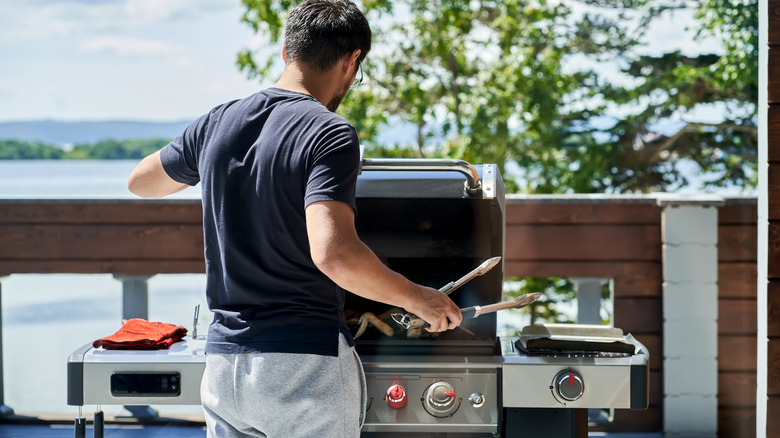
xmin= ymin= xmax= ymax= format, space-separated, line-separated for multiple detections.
xmin=128 ymin=150 xmax=189 ymax=198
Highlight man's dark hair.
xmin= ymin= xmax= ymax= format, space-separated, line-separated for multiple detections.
xmin=284 ymin=0 xmax=371 ymax=72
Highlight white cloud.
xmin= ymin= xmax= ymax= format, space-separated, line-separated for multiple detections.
xmin=0 ymin=0 xmax=274 ymax=121
xmin=0 ymin=0 xmax=239 ymax=43
xmin=123 ymin=0 xmax=233 ymax=24
xmin=123 ymin=0 xmax=185 ymax=23
xmin=80 ymin=35 xmax=182 ymax=56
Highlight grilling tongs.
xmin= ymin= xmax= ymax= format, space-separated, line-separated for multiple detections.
xmin=391 ymin=257 xmax=542 ymax=329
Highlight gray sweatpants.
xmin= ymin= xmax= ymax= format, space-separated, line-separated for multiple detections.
xmin=201 ymin=334 xmax=366 ymax=438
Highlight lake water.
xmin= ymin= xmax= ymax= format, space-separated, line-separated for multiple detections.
xmin=0 ymin=160 xmax=199 ymax=199
xmin=0 ymin=160 xmax=530 ymax=417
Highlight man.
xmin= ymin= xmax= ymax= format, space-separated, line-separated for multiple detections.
xmin=127 ymin=1 xmax=462 ymax=437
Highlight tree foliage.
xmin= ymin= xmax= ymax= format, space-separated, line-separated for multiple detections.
xmin=68 ymin=139 xmax=170 ymax=160
xmin=503 ymin=277 xmax=576 ymax=327
xmin=501 ymin=276 xmax=612 ymax=332
xmin=237 ymin=0 xmax=757 ymax=194
xmin=0 ymin=138 xmax=171 ymax=160
xmin=586 ymin=0 xmax=758 ymax=192
xmin=0 ymin=140 xmax=65 ymax=159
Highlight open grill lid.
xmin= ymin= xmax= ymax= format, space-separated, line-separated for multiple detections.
xmin=348 ymin=159 xmax=507 ymax=356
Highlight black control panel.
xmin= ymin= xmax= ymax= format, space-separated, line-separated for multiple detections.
xmin=110 ymin=372 xmax=181 ymax=397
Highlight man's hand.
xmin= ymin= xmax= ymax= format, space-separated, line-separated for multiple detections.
xmin=407 ymin=286 xmax=463 ymax=332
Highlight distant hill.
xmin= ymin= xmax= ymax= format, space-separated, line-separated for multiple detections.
xmin=0 ymin=120 xmax=191 ymax=146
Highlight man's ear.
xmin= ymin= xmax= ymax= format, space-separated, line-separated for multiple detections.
xmin=282 ymin=43 xmax=288 ymax=63
xmin=344 ymin=49 xmax=361 ymax=72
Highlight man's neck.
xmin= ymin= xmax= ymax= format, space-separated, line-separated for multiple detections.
xmin=274 ymin=63 xmax=334 ymax=108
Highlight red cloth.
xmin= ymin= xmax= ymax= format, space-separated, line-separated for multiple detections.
xmin=93 ymin=318 xmax=188 ymax=350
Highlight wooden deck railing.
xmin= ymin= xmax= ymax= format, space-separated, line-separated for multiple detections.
xmin=0 ymin=196 xmax=759 ymax=437
xmin=717 ymin=199 xmax=758 ymax=437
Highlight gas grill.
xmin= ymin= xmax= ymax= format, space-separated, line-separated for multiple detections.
xmin=67 ymin=159 xmax=649 ymax=437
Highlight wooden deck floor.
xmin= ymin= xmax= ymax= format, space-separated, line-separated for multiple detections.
xmin=0 ymin=412 xmax=206 ymax=437
xmin=0 ymin=411 xmax=667 ymax=437
xmin=0 ymin=423 xmax=206 ymax=437
xmin=0 ymin=426 xmax=666 ymax=438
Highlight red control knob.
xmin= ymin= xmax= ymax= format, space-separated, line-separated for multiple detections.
xmin=386 ymin=384 xmax=407 ymax=408
xmin=555 ymin=370 xmax=584 ymax=402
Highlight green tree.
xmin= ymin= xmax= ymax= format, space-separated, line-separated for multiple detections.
xmin=0 ymin=138 xmax=172 ymax=160
xmin=236 ymin=0 xmax=756 ymax=194
xmin=238 ymin=0 xmax=643 ymax=193
xmin=503 ymin=277 xmax=576 ymax=326
xmin=0 ymin=140 xmax=65 ymax=159
xmin=576 ymin=0 xmax=759 ymax=193
xmin=67 ymin=138 xmax=170 ymax=159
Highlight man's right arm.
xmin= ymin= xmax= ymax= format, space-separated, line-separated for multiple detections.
xmin=305 ymin=200 xmax=462 ymax=333
xmin=128 ymin=150 xmax=189 ymax=198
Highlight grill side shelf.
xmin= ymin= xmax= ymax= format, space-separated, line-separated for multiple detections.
xmin=630 ymin=342 xmax=651 ymax=410
xmin=67 ymin=343 xmax=92 ymax=406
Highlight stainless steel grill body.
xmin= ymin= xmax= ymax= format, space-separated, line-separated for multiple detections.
xmin=349 ymin=160 xmax=506 ymax=435
xmin=67 ymin=160 xmax=649 ymax=437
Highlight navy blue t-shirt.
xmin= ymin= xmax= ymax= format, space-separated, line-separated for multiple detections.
xmin=160 ymin=87 xmax=360 ymax=356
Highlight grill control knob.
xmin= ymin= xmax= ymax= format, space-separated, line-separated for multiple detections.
xmin=386 ymin=384 xmax=407 ymax=408
xmin=555 ymin=370 xmax=584 ymax=402
xmin=423 ymin=381 xmax=460 ymax=417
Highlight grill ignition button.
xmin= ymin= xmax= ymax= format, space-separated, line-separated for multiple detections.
xmin=386 ymin=384 xmax=407 ymax=408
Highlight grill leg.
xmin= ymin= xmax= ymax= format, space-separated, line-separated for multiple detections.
xmin=75 ymin=410 xmax=86 ymax=438
xmin=503 ymin=408 xmax=587 ymax=438
xmin=93 ymin=409 xmax=104 ymax=438
xmin=0 ymin=278 xmax=15 ymax=418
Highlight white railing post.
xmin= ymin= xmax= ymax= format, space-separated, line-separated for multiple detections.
xmin=571 ymin=277 xmax=608 ymax=325
xmin=114 ymin=275 xmax=152 ymax=320
xmin=571 ymin=277 xmax=611 ymax=425
xmin=0 ymin=277 xmax=13 ymax=417
xmin=659 ymin=196 xmax=722 ymax=437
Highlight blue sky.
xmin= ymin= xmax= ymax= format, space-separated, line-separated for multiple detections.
xmin=0 ymin=0 xmax=272 ymax=122
xmin=1 ymin=0 xmax=714 ymax=123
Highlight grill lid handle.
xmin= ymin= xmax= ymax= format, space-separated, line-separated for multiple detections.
xmin=360 ymin=158 xmax=482 ymax=196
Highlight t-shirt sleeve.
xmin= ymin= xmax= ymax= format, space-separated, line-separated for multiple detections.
xmin=304 ymin=124 xmax=360 ymax=211
xmin=160 ymin=114 xmax=208 ymax=186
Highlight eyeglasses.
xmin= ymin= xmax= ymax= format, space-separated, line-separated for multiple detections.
xmin=350 ymin=64 xmax=363 ymax=89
